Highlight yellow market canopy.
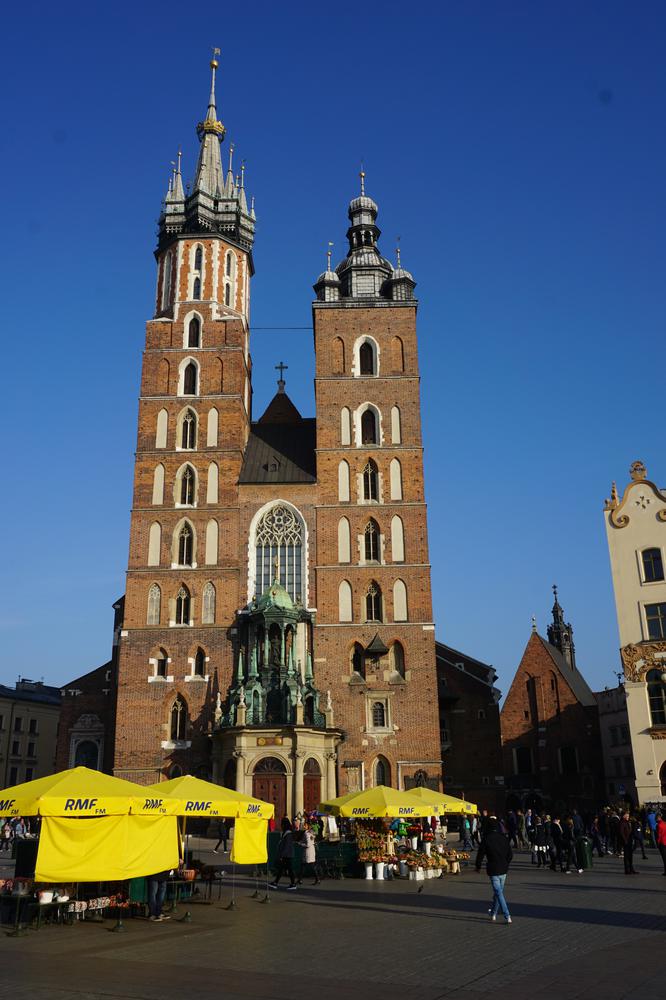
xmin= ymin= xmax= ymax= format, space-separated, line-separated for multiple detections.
xmin=407 ymin=786 xmax=478 ymax=815
xmin=138 ymin=775 xmax=275 ymax=819
xmin=319 ymin=784 xmax=442 ymax=818
xmin=0 ymin=766 xmax=160 ymax=818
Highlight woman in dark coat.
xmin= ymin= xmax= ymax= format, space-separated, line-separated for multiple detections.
xmin=269 ymin=818 xmax=298 ymax=890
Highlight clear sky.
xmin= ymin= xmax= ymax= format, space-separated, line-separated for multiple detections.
xmin=2 ymin=1 xmax=664 ymax=695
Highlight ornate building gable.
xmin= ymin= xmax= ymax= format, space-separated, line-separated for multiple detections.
xmin=604 ymin=460 xmax=666 ymax=529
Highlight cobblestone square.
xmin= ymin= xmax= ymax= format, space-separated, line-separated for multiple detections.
xmin=1 ymin=841 xmax=663 ymax=999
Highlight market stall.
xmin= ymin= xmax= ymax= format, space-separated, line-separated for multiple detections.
xmin=318 ymin=785 xmax=469 ymax=879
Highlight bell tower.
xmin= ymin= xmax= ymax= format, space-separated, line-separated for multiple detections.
xmin=113 ymin=54 xmax=256 ymax=782
xmin=311 ymin=173 xmax=442 ymax=793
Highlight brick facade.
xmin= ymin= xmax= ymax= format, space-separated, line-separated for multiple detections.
xmin=436 ymin=642 xmax=504 ymax=812
xmin=60 ymin=63 xmax=443 ymax=800
xmin=501 ymin=631 xmax=604 ymax=812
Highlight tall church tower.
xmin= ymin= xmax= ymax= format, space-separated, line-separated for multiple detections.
xmin=311 ymin=174 xmax=442 ymax=793
xmin=113 ymin=56 xmax=256 ymax=781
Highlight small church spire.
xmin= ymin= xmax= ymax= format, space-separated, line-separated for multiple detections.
xmin=547 ymin=584 xmax=577 ymax=670
xmin=360 ymin=165 xmax=366 ymax=196
xmin=326 ymin=242 xmax=333 ymax=272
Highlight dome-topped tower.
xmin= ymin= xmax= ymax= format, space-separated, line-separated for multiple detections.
xmin=316 ymin=170 xmax=414 ymax=301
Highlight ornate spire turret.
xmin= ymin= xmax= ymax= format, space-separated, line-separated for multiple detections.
xmin=547 ymin=584 xmax=577 ymax=670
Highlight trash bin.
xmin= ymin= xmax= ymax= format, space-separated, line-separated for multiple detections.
xmin=575 ymin=836 xmax=593 ymax=870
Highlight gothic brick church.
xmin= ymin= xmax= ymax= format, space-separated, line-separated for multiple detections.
xmin=57 ymin=57 xmax=442 ymax=818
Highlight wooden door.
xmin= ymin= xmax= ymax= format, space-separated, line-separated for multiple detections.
xmin=303 ymin=774 xmax=321 ymax=813
xmin=253 ymin=772 xmax=287 ymax=822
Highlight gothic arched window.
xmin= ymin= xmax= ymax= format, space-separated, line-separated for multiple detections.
xmin=193 ymin=277 xmax=201 ymax=301
xmin=147 ymin=584 xmax=161 ymax=625
xmin=194 ymin=648 xmax=206 ymax=677
xmin=361 ymin=408 xmax=378 ymax=444
xmin=178 ymin=524 xmax=193 ymax=566
xmin=175 ymin=585 xmax=190 ymax=625
xmin=365 ymin=519 xmax=380 ymax=562
xmin=224 ymin=283 xmax=231 ymax=306
xmin=170 ymin=696 xmax=188 ymax=741
xmin=183 ymin=362 xmax=198 ymax=395
xmin=363 ymin=460 xmax=379 ymax=502
xmin=643 ymin=548 xmax=664 ymax=583
xmin=188 ymin=316 xmax=201 ymax=348
xmin=202 ymin=581 xmax=215 ymax=624
xmin=254 ymin=504 xmax=304 ymax=602
xmin=374 ymin=755 xmax=390 ymax=786
xmin=366 ymin=581 xmax=383 ymax=622
xmin=181 ymin=409 xmax=197 ymax=450
xmin=647 ymin=668 xmax=666 ymax=726
xmin=390 ymin=641 xmax=405 ymax=678
xmin=359 ymin=341 xmax=375 ymax=375
xmin=194 ymin=246 xmax=203 ymax=271
xmin=180 ymin=465 xmax=195 ymax=506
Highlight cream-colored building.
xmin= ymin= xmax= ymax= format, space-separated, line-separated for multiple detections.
xmin=604 ymin=460 xmax=666 ymax=803
xmin=0 ymin=679 xmax=62 ymax=789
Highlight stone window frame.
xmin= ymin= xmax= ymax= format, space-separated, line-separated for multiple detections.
xmin=352 ymin=335 xmax=380 ymax=378
xmin=183 ymin=309 xmax=204 ymax=350
xmin=148 ymin=648 xmax=173 ymax=684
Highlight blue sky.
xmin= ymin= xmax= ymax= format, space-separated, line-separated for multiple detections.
xmin=2 ymin=1 xmax=664 ymax=695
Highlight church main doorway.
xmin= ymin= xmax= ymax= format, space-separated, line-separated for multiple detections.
xmin=252 ymin=756 xmax=287 ymax=820
xmin=303 ymin=758 xmax=321 ymax=813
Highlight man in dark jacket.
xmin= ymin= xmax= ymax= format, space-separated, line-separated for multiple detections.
xmin=269 ymin=818 xmax=298 ymax=890
xmin=619 ymin=811 xmax=637 ymax=874
xmin=475 ymin=819 xmax=513 ymax=923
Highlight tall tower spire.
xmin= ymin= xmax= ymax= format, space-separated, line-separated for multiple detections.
xmin=194 ymin=50 xmax=226 ymax=197
xmin=547 ymin=584 xmax=577 ymax=670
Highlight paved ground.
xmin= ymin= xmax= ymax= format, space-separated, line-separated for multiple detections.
xmin=0 ymin=839 xmax=664 ymax=999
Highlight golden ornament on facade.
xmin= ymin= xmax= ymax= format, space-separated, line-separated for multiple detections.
xmin=197 ymin=118 xmax=226 ymax=138
xmin=620 ymin=642 xmax=666 ymax=681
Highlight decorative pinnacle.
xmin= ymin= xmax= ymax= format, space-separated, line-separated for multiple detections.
xmin=327 ymin=241 xmax=334 ymax=271
xmin=552 ymin=583 xmax=559 ymax=604
xmin=176 ymin=148 xmax=182 ymax=174
xmin=197 ymin=48 xmax=225 ymax=139
xmin=360 ymin=165 xmax=366 ymax=196
xmin=240 ymin=161 xmax=245 ymax=188
xmin=228 ymin=142 xmax=234 ymax=174
xmin=531 ymin=616 xmax=537 ymax=633
xmin=396 ymin=235 xmax=401 ymax=268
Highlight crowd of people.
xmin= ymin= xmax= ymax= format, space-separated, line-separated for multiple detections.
xmin=473 ymin=804 xmax=666 ymax=925
xmin=0 ymin=816 xmax=34 ymax=852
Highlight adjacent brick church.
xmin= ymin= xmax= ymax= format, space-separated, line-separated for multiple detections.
xmin=59 ymin=56 xmax=442 ymax=817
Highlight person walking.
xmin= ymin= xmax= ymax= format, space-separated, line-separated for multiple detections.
xmin=269 ymin=818 xmax=298 ymax=890
xmin=632 ymin=814 xmax=648 ymax=861
xmin=646 ymin=808 xmax=657 ymax=849
xmin=1 ymin=821 xmax=12 ymax=853
xmin=533 ymin=816 xmax=548 ymax=868
xmin=549 ymin=817 xmax=565 ymax=872
xmin=590 ymin=815 xmax=605 ymax=858
xmin=517 ymin=810 xmax=526 ymax=849
xmin=563 ymin=818 xmax=582 ymax=874
xmin=299 ymin=821 xmax=320 ymax=885
xmin=619 ymin=810 xmax=637 ymax=874
xmin=475 ymin=818 xmax=513 ymax=923
xmin=655 ymin=813 xmax=666 ymax=875
xmin=147 ymin=869 xmax=172 ymax=922
xmin=212 ymin=818 xmax=229 ymax=854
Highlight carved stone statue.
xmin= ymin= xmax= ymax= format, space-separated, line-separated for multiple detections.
xmin=214 ymin=692 xmax=222 ymax=723
xmin=238 ymin=684 xmax=246 ymax=706
xmin=326 ymin=690 xmax=332 ymax=711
